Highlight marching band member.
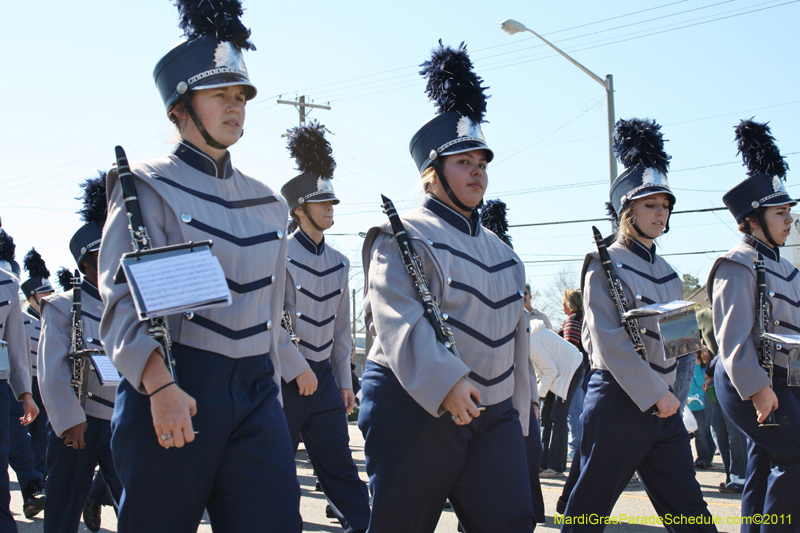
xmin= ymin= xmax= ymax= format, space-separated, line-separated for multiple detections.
xmin=39 ymin=174 xmax=122 ymax=533
xmin=278 ymin=122 xmax=370 ymax=533
xmin=708 ymin=119 xmax=800 ymax=532
xmin=98 ymin=1 xmax=301 ymax=530
xmin=0 ymin=229 xmax=38 ymax=532
xmin=563 ymin=119 xmax=715 ymax=532
xmin=358 ymin=42 xmax=535 ymax=532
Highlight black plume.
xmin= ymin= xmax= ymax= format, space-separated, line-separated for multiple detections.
xmin=23 ymin=248 xmax=49 ymax=278
xmin=612 ymin=118 xmax=670 ymax=174
xmin=286 ymin=121 xmax=336 ymax=179
xmin=481 ymin=199 xmax=512 ymax=248
xmin=0 ymin=230 xmax=15 ymax=263
xmin=77 ymin=171 xmax=108 ymax=224
xmin=56 ymin=268 xmax=73 ymax=291
xmin=605 ymin=201 xmax=618 ymax=224
xmin=735 ymin=118 xmax=788 ymax=179
xmin=175 ymin=0 xmax=254 ymax=50
xmin=420 ymin=40 xmax=489 ymax=124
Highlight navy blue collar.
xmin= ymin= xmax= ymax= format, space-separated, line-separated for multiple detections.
xmin=294 ymin=229 xmax=325 ymax=255
xmin=424 ymin=195 xmax=480 ymax=237
xmin=81 ymin=279 xmax=101 ymax=302
xmin=743 ymin=234 xmax=779 ymax=261
xmin=172 ymin=141 xmax=234 ymax=180
xmin=26 ymin=307 xmax=41 ymax=320
xmin=622 ymin=237 xmax=657 ymax=264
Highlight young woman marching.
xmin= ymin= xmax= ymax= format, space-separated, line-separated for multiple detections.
xmin=708 ymin=119 xmax=800 ymax=532
xmin=562 ymin=118 xmax=716 ymax=532
xmin=98 ymin=2 xmax=301 ymax=531
xmin=358 ymin=42 xmax=535 ymax=532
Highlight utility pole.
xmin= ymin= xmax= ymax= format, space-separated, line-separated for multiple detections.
xmin=277 ymin=95 xmax=331 ymax=125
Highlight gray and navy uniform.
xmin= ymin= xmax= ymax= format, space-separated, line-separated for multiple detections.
xmin=709 ymin=235 xmax=800 ymax=530
xmin=98 ymin=141 xmax=301 ymax=532
xmin=22 ymin=308 xmax=40 ymax=379
xmin=563 ymin=238 xmax=715 ymax=532
xmin=277 ymin=229 xmax=370 ymax=532
xmin=38 ymin=279 xmax=121 ymax=532
xmin=0 ymin=271 xmax=33 ymax=532
xmin=21 ymin=306 xmax=48 ymax=480
xmin=358 ymin=195 xmax=535 ymax=532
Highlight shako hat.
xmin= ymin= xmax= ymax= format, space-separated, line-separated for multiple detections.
xmin=69 ymin=172 xmax=107 ymax=273
xmin=0 ymin=230 xmax=20 ymax=278
xmin=410 ymin=41 xmax=493 ymax=174
xmin=281 ymin=121 xmax=339 ymax=213
xmin=607 ymin=118 xmax=675 ymax=226
xmin=154 ymin=0 xmax=257 ymax=115
xmin=21 ymin=248 xmax=53 ymax=299
xmin=723 ymin=119 xmax=794 ymax=223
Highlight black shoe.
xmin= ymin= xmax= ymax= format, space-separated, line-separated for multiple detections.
xmin=556 ymin=496 xmax=568 ymax=515
xmin=325 ymin=504 xmax=336 ymax=519
xmin=83 ymin=497 xmax=101 ymax=532
xmin=694 ymin=460 xmax=710 ymax=469
xmin=23 ymin=494 xmax=45 ymax=519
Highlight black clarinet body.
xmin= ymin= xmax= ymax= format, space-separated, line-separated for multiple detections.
xmin=756 ymin=252 xmax=779 ymax=427
xmin=114 ymin=145 xmax=178 ymax=384
xmin=381 ymin=195 xmax=459 ymax=358
xmin=68 ymin=270 xmax=90 ymax=408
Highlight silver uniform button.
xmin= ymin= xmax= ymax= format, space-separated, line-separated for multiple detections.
xmin=426 ymin=238 xmax=434 ymax=245
xmin=518 ymin=290 xmax=524 ymax=297
xmin=775 ymin=320 xmax=780 ymax=326
xmin=296 ymin=312 xmax=302 ymax=318
xmin=776 ymin=343 xmax=783 ymax=351
xmin=769 ymin=291 xmax=775 ymax=297
xmin=86 ymin=337 xmax=94 ymax=343
xmin=296 ymin=284 xmax=301 ymax=291
xmin=616 ymin=262 xmax=623 ymax=268
xmin=277 ymin=230 xmax=283 ymax=240
xmin=640 ymin=328 xmax=646 ymax=334
xmin=447 ymin=277 xmax=452 ymax=285
xmin=184 ymin=312 xmax=194 ymax=320
xmin=180 ymin=213 xmax=192 ymax=223
xmin=635 ymin=294 xmax=642 ymax=301
xmin=266 ymin=320 xmax=272 ymax=330
xmin=271 ymin=275 xmax=275 ymax=283
xmin=442 ymin=313 xmax=449 ymax=320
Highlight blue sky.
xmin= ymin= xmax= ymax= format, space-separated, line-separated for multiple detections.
xmin=3 ymin=0 xmax=799 ymax=320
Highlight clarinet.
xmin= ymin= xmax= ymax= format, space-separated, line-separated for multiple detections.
xmin=114 ymin=145 xmax=178 ymax=384
xmin=756 ymin=252 xmax=779 ymax=427
xmin=68 ymin=270 xmax=90 ymax=407
xmin=381 ymin=195 xmax=459 ymax=358
xmin=282 ymin=311 xmax=300 ymax=347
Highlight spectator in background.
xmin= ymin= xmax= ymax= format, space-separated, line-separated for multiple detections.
xmin=561 ymin=289 xmax=587 ymax=459
xmin=688 ymin=347 xmax=715 ymax=469
xmin=524 ymin=283 xmax=553 ymax=331
xmin=530 ymin=319 xmax=584 ymax=477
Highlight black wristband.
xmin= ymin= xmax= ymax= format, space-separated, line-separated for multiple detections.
xmin=149 ymin=381 xmax=176 ymax=397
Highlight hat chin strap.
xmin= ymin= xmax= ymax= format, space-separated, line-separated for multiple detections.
xmin=180 ymin=93 xmax=230 ymax=150
xmin=754 ymin=209 xmax=781 ymax=248
xmin=431 ymin=159 xmax=483 ymax=212
xmin=300 ymin=202 xmax=329 ymax=232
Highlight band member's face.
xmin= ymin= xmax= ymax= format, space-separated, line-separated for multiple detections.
xmin=180 ymin=85 xmax=247 ymax=149
xmin=435 ymin=150 xmax=488 ymax=215
xmin=301 ymin=200 xmax=335 ymax=230
xmin=631 ymin=193 xmax=671 ymax=240
xmin=757 ymin=203 xmax=794 ymax=246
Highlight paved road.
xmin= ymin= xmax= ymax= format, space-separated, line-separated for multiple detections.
xmin=9 ymin=423 xmax=742 ymax=532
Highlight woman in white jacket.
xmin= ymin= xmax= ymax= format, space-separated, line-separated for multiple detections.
xmin=530 ymin=319 xmax=584 ymax=476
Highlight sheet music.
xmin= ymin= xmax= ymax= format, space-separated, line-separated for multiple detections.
xmin=126 ymin=248 xmax=231 ymax=319
xmin=623 ymin=300 xmax=696 ymax=319
xmin=91 ymin=354 xmax=121 ymax=386
xmin=762 ymin=332 xmax=800 ymax=346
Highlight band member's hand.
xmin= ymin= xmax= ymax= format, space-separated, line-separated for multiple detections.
xmin=654 ymin=391 xmax=680 ymax=418
xmin=752 ymin=386 xmax=779 ymax=424
xmin=443 ymin=379 xmax=482 ymax=425
xmin=64 ymin=421 xmax=88 ymax=450
xmin=142 ymin=351 xmax=197 ymax=449
xmin=702 ymin=376 xmax=713 ymax=392
xmin=340 ymin=388 xmax=356 ymax=413
xmin=19 ymin=393 xmax=39 ymax=426
xmin=532 ymin=402 xmax=539 ymax=421
xmin=295 ymin=368 xmax=318 ymax=396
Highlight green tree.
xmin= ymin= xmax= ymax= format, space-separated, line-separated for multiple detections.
xmin=682 ymin=273 xmax=700 ymax=299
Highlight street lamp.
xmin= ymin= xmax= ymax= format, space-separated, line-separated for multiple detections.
xmin=501 ymin=18 xmax=617 ymax=184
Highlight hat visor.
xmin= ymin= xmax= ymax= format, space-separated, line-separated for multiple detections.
xmin=439 ymin=140 xmax=494 ymax=163
xmin=192 ymin=74 xmax=257 ymax=101
xmin=629 ymin=186 xmax=676 ymax=205
xmin=305 ymin=192 xmax=340 ymax=205
xmin=761 ymin=195 xmax=797 ymax=209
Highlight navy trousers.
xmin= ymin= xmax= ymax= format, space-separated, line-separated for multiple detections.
xmin=525 ymin=407 xmax=545 ymax=525
xmin=43 ymin=415 xmax=121 ymax=533
xmin=715 ymin=364 xmax=800 ymax=533
xmin=0 ymin=380 xmax=15 ymax=533
xmin=111 ymin=344 xmax=302 ymax=533
xmin=564 ymin=370 xmax=715 ymax=532
xmin=358 ymin=360 xmax=534 ymax=533
xmin=283 ymin=359 xmax=370 ymax=532
xmin=28 ymin=378 xmax=48 ymax=480
xmin=7 ymin=383 xmax=42 ymax=496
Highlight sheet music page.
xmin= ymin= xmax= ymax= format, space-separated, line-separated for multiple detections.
xmin=126 ymin=249 xmax=231 ymax=318
xmin=762 ymin=332 xmax=800 ymax=345
xmin=623 ymin=300 xmax=696 ymax=319
xmin=91 ymin=354 xmax=121 ymax=385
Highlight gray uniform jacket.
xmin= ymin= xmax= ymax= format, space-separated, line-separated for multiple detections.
xmin=276 ymin=230 xmax=352 ymax=389
xmin=581 ymin=238 xmax=682 ymax=412
xmin=99 ymin=142 xmax=289 ymax=392
xmin=39 ymin=281 xmax=115 ymax=437
xmin=23 ymin=307 xmax=41 ymax=378
xmin=0 ymin=272 xmax=32 ymax=399
xmin=708 ymin=235 xmax=796 ymax=400
xmin=362 ymin=196 xmax=533 ymax=434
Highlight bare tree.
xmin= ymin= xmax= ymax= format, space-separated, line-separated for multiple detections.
xmin=532 ymin=266 xmax=580 ymax=330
